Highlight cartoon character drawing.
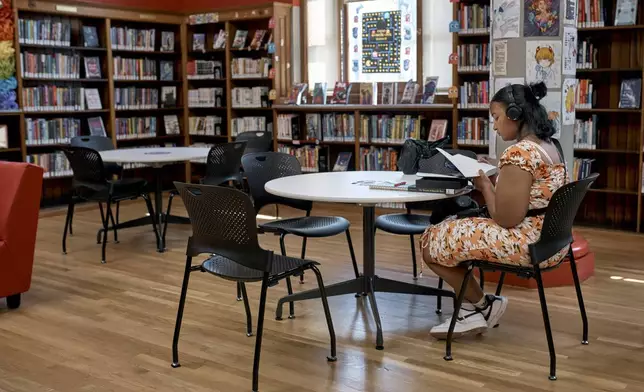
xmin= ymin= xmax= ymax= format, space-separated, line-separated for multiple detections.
xmin=525 ymin=0 xmax=559 ymax=36
xmin=547 ymin=110 xmax=561 ymax=132
xmin=534 ymin=46 xmax=556 ymax=85
xmin=493 ymin=0 xmax=520 ymax=37
xmin=565 ymin=85 xmax=575 ymax=112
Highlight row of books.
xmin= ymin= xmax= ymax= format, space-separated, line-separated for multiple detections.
xmin=577 ymin=39 xmax=598 ymax=69
xmin=360 ymin=115 xmax=422 ymax=143
xmin=572 ymin=158 xmax=595 ymax=181
xmin=231 ymin=87 xmax=269 ymax=108
xmin=359 ymin=147 xmax=398 ymax=171
xmin=20 ymin=52 xmax=82 ymax=79
xmin=113 ymin=57 xmax=158 ymax=80
xmin=18 ymin=18 xmax=73 ymax=47
xmin=317 ymin=113 xmax=355 ymax=142
xmin=277 ymin=145 xmax=320 ymax=172
xmin=186 ymin=60 xmax=223 ymax=80
xmin=231 ymin=117 xmax=272 ymax=137
xmin=115 ymin=117 xmax=157 ymax=140
xmin=459 ymin=81 xmax=489 ymax=108
xmin=573 ymin=115 xmax=599 ymax=149
xmin=189 ymin=116 xmax=224 ymax=136
xmin=115 ymin=87 xmax=160 ymax=110
xmin=229 ymin=29 xmax=273 ymax=51
xmin=457 ymin=117 xmax=489 ymax=146
xmin=191 ymin=30 xmax=226 ymax=50
xmin=24 ymin=118 xmax=81 ymax=146
xmin=231 ymin=58 xmax=272 ymax=78
xmin=188 ymin=88 xmax=224 ymax=108
xmin=22 ymin=87 xmax=102 ymax=112
xmin=456 ymin=43 xmax=490 ymax=72
xmin=457 ymin=4 xmax=490 ymax=33
xmin=26 ymin=153 xmax=72 ymax=178
xmin=110 ymin=27 xmax=161 ymax=52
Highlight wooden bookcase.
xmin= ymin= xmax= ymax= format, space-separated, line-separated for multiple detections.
xmin=0 ymin=0 xmax=291 ymax=205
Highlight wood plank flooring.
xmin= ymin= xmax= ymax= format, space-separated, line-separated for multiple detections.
xmin=1 ymin=199 xmax=644 ymax=391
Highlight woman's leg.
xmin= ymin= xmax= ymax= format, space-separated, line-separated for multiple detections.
xmin=422 ymin=244 xmax=485 ymax=303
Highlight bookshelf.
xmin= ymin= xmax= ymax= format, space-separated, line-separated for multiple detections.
xmin=1 ymin=0 xmax=292 ymax=205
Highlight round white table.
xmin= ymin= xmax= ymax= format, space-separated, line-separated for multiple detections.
xmin=100 ymin=147 xmax=210 ymax=251
xmin=266 ymin=171 xmax=461 ymax=350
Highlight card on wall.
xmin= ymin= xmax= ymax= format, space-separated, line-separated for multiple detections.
xmin=492 ymin=40 xmax=508 ymax=75
xmin=562 ymin=27 xmax=577 ymax=75
xmin=525 ymin=41 xmax=562 ymax=88
xmin=562 ymin=79 xmax=577 ymax=125
xmin=492 ymin=0 xmax=520 ymax=38
xmin=564 ymin=0 xmax=577 ymax=26
xmin=541 ymin=92 xmax=563 ymax=139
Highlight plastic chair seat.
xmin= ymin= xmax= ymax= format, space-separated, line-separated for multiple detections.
xmin=259 ymin=216 xmax=350 ymax=238
xmin=202 ymin=253 xmax=319 ymax=282
xmin=375 ymin=213 xmax=432 ymax=235
xmin=80 ymin=178 xmax=148 ymax=201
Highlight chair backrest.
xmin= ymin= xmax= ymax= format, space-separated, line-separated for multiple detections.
xmin=241 ymin=152 xmax=312 ymax=213
xmin=418 ymin=149 xmax=478 ymax=175
xmin=236 ymin=131 xmax=273 ymax=154
xmin=61 ymin=146 xmax=108 ymax=188
xmin=529 ymin=173 xmax=599 ymax=264
xmin=70 ymin=136 xmax=115 ymax=151
xmin=204 ymin=141 xmax=247 ymax=185
xmin=174 ymin=182 xmax=272 ymax=272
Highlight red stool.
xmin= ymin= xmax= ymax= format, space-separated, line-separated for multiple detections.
xmin=483 ymin=232 xmax=594 ymax=289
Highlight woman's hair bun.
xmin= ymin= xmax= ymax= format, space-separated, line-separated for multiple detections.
xmin=529 ymin=82 xmax=548 ymax=101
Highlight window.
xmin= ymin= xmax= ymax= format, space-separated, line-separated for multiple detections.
xmin=306 ymin=0 xmax=340 ymax=85
xmin=304 ymin=0 xmax=453 ymax=88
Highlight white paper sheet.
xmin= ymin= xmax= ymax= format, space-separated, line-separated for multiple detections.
xmin=436 ymin=148 xmax=498 ymax=178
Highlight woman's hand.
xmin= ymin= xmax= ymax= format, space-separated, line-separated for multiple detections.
xmin=472 ymin=170 xmax=494 ymax=192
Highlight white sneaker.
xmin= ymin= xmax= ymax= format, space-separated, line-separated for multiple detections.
xmin=481 ymin=295 xmax=508 ymax=328
xmin=430 ymin=303 xmax=488 ymax=340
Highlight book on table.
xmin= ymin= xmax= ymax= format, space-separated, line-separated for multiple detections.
xmin=367 ymin=181 xmax=471 ymax=195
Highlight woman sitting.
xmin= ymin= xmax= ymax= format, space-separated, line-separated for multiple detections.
xmin=421 ymin=82 xmax=568 ymax=339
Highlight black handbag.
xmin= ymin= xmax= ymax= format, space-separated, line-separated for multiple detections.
xmin=397 ymin=137 xmax=449 ymax=174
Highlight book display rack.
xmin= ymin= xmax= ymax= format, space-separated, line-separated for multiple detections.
xmin=0 ymin=0 xmax=291 ymax=205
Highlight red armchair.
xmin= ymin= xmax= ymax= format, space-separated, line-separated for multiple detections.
xmin=0 ymin=162 xmax=44 ymax=309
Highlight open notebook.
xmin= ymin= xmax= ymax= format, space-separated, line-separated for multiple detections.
xmin=418 ymin=148 xmax=497 ymax=179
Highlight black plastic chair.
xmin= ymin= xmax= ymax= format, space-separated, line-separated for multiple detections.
xmin=164 ymin=142 xmax=247 ymax=240
xmin=374 ymin=150 xmax=479 ymax=311
xmin=170 ymin=182 xmax=337 ymax=392
xmin=236 ymin=131 xmax=273 ymax=154
xmin=242 ymin=152 xmax=360 ymax=315
xmin=443 ymin=173 xmax=599 ymax=381
xmin=61 ymin=146 xmax=159 ymax=263
xmin=66 ymin=136 xmax=123 ymax=237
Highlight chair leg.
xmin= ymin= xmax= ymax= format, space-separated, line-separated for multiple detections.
xmin=534 ymin=265 xmax=557 ymax=381
xmin=109 ymin=205 xmax=119 ymax=243
xmin=479 ymin=269 xmax=485 ymax=290
xmin=309 ymin=265 xmax=337 ymax=361
xmin=252 ymin=276 xmax=270 ymax=392
xmin=495 ymin=272 xmax=506 ymax=296
xmin=444 ymin=265 xmax=474 ymax=361
xmin=142 ymin=194 xmax=161 ymax=250
xmin=62 ymin=199 xmax=74 ymax=255
xmin=171 ymin=256 xmax=193 ymax=368
xmin=346 ymin=230 xmax=360 ymax=279
xmin=409 ymin=235 xmax=418 ymax=280
xmin=568 ymin=248 xmax=589 ymax=345
xmin=240 ymin=282 xmax=253 ymax=337
xmin=100 ymin=199 xmax=113 ymax=264
xmin=68 ymin=201 xmax=74 ymax=236
xmin=279 ymin=234 xmax=295 ymax=319
xmin=97 ymin=202 xmax=105 ymax=244
xmin=163 ymin=192 xmax=175 ymax=243
xmin=299 ymin=237 xmax=308 ymax=283
xmin=236 ymin=282 xmax=243 ymax=301
xmin=115 ymin=200 xmax=120 ymax=236
xmin=436 ymin=278 xmax=444 ymax=314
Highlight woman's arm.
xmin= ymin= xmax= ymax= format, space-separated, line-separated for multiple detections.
xmin=488 ymin=165 xmax=533 ymax=228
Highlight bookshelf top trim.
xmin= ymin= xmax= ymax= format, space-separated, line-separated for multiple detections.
xmin=272 ymin=104 xmax=455 ymax=113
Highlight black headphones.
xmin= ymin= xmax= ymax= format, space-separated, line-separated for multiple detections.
xmin=504 ymin=85 xmax=523 ymax=121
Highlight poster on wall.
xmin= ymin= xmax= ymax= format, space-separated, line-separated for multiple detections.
xmin=562 ymin=78 xmax=577 ymax=125
xmin=562 ymin=27 xmax=577 ymax=75
xmin=492 ymin=0 xmax=521 ymax=38
xmin=523 ymin=0 xmax=560 ymax=37
xmin=541 ymin=92 xmax=562 ymax=139
xmin=492 ymin=40 xmax=508 ymax=75
xmin=347 ymin=0 xmax=417 ymax=82
xmin=525 ymin=41 xmax=562 ymax=88
xmin=564 ymin=0 xmax=577 ymax=25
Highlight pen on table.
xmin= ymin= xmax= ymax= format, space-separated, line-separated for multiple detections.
xmin=394 ymin=182 xmax=406 ymax=187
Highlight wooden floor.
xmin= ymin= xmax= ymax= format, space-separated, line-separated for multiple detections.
xmin=2 ymin=199 xmax=644 ymax=392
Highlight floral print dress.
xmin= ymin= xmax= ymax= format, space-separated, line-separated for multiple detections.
xmin=420 ymin=140 xmax=568 ymax=268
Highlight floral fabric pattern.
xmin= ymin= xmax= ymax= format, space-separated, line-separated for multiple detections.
xmin=421 ymin=140 xmax=568 ymax=268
